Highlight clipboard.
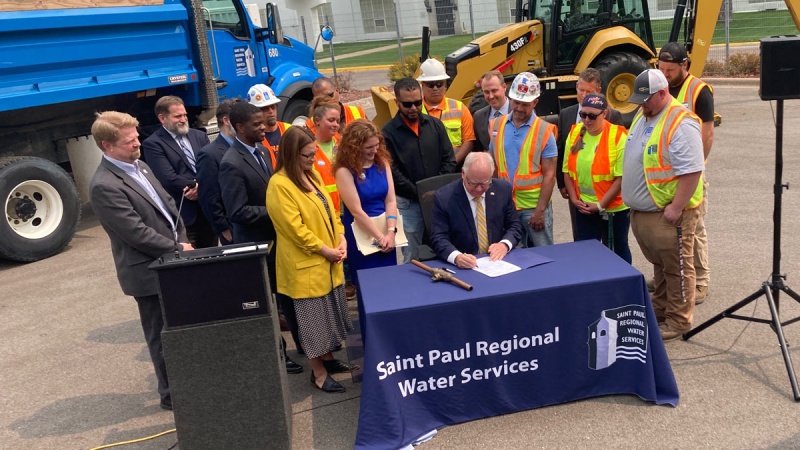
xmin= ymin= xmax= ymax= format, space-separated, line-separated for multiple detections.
xmin=352 ymin=213 xmax=408 ymax=255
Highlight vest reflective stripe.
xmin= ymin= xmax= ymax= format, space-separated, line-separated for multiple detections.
xmin=261 ymin=121 xmax=291 ymax=169
xmin=630 ymin=98 xmax=703 ymax=210
xmin=491 ymin=116 xmax=554 ymax=209
xmin=344 ymin=104 xmax=365 ymax=123
xmin=565 ymin=121 xmax=626 ymax=210
xmin=676 ymin=74 xmax=713 ymax=114
xmin=423 ymin=98 xmax=464 ymax=147
xmin=314 ymin=135 xmax=341 ymax=213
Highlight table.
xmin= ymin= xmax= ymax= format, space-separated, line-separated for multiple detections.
xmin=354 ymin=240 xmax=678 ymax=450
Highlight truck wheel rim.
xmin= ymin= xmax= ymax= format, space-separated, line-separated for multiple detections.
xmin=5 ymin=180 xmax=64 ymax=239
xmin=606 ymin=73 xmax=638 ymax=115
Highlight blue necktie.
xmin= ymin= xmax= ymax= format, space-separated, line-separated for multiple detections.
xmin=252 ymin=148 xmax=269 ymax=175
xmin=177 ymin=137 xmax=196 ymax=172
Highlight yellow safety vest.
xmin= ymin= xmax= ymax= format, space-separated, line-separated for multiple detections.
xmin=422 ymin=97 xmax=464 ymax=147
xmin=675 ymin=74 xmax=713 ymax=114
xmin=565 ymin=121 xmax=627 ymax=211
xmin=630 ymin=98 xmax=704 ymax=210
xmin=491 ymin=115 xmax=556 ymax=210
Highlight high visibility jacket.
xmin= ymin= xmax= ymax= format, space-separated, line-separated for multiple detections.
xmin=490 ymin=115 xmax=557 ymax=210
xmin=630 ymin=98 xmax=704 ymax=210
xmin=675 ymin=74 xmax=713 ymax=114
xmin=260 ymin=122 xmax=291 ymax=169
xmin=305 ymin=104 xmax=366 ymax=134
xmin=422 ymin=97 xmax=464 ymax=147
xmin=565 ymin=121 xmax=627 ymax=211
xmin=314 ymin=135 xmax=341 ymax=213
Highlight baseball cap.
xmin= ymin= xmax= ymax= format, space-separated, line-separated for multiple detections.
xmin=658 ymin=42 xmax=688 ymax=63
xmin=582 ymin=94 xmax=608 ymax=110
xmin=628 ymin=69 xmax=668 ymax=104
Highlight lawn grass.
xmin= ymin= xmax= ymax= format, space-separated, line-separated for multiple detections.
xmin=320 ymin=10 xmax=796 ymax=69
xmin=316 ymin=37 xmax=419 ymax=56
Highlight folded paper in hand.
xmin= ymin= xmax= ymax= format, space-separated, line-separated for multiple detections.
xmin=352 ymin=213 xmax=409 ymax=255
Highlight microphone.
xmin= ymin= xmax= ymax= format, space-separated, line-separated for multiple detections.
xmin=173 ymin=180 xmax=197 ymax=260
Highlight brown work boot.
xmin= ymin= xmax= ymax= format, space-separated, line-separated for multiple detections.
xmin=647 ymin=278 xmax=655 ymax=293
xmin=345 ymin=282 xmax=357 ymax=301
xmin=695 ymin=285 xmax=708 ymax=305
xmin=658 ymin=323 xmax=684 ymax=342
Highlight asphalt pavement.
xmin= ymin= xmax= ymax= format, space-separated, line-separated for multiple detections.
xmin=3 ymin=77 xmax=800 ymax=449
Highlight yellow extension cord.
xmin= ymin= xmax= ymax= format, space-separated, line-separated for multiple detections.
xmin=88 ymin=428 xmax=176 ymax=450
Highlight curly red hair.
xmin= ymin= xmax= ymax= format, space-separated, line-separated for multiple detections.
xmin=333 ymin=119 xmax=392 ymax=180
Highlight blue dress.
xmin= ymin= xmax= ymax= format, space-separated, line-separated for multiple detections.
xmin=343 ymin=164 xmax=398 ymax=288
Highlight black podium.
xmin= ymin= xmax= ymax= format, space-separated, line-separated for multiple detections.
xmin=150 ymin=243 xmax=292 ymax=449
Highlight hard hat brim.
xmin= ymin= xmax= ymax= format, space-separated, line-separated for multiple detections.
xmin=417 ymin=74 xmax=450 ymax=82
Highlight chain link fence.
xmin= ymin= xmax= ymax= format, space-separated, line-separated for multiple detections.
xmin=270 ymin=0 xmax=797 ymax=63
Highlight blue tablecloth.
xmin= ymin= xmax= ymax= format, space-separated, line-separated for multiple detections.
xmin=354 ymin=240 xmax=679 ymax=450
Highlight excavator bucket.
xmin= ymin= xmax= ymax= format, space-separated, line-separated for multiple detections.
xmin=371 ymin=85 xmax=398 ymax=128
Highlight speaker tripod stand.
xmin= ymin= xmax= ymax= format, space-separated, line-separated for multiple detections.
xmin=683 ymin=99 xmax=800 ymax=401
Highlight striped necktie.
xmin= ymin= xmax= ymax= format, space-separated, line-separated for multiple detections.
xmin=176 ymin=137 xmax=196 ymax=172
xmin=474 ymin=196 xmax=489 ymax=254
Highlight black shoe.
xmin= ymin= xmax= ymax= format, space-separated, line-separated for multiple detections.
xmin=285 ymin=357 xmax=303 ymax=374
xmin=323 ymin=359 xmax=360 ymax=374
xmin=310 ymin=371 xmax=346 ymax=393
xmin=160 ymin=395 xmax=173 ymax=411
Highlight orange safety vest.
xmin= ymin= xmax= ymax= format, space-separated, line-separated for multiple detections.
xmin=565 ymin=121 xmax=627 ymax=211
xmin=490 ymin=115 xmax=557 ymax=210
xmin=260 ymin=122 xmax=291 ymax=169
xmin=675 ymin=74 xmax=713 ymax=115
xmin=314 ymin=135 xmax=341 ymax=213
xmin=305 ymin=104 xmax=366 ymax=134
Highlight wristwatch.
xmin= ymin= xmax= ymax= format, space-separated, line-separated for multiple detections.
xmin=596 ymin=203 xmax=606 ymax=213
xmin=388 ymin=227 xmax=398 ymax=233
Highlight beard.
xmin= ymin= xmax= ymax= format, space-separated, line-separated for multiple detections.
xmin=168 ymin=122 xmax=190 ymax=136
xmin=265 ymin=117 xmax=278 ymax=127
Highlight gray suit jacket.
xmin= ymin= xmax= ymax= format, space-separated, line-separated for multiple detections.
xmin=90 ymin=158 xmax=186 ymax=297
xmin=472 ymin=105 xmax=492 ymax=151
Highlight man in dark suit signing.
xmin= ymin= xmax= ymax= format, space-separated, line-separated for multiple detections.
xmin=218 ymin=101 xmax=303 ymax=374
xmin=142 ymin=95 xmax=215 ymax=248
xmin=430 ymin=152 xmax=523 ymax=269
xmin=556 ymin=68 xmax=624 ymax=239
xmin=89 ymin=111 xmax=194 ymax=411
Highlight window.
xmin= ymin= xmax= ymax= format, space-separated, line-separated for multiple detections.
xmin=361 ymin=0 xmax=398 ymax=33
xmin=202 ymin=0 xmax=247 ymax=38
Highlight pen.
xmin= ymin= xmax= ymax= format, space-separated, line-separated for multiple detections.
xmin=444 ymin=268 xmax=457 ymax=274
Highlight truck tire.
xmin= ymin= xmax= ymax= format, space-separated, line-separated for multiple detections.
xmin=282 ymin=98 xmax=310 ymax=124
xmin=593 ymin=52 xmax=650 ymax=126
xmin=0 ymin=157 xmax=81 ymax=262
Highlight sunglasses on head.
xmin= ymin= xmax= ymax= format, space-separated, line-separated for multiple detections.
xmin=423 ymin=81 xmax=445 ymax=89
xmin=401 ymin=100 xmax=423 ymax=108
xmin=579 ymin=111 xmax=604 ymax=120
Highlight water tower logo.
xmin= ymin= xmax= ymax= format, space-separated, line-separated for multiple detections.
xmin=588 ymin=305 xmax=648 ymax=370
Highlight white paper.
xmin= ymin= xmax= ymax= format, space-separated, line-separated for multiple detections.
xmin=352 ymin=213 xmax=409 ymax=256
xmin=472 ymin=257 xmax=521 ymax=277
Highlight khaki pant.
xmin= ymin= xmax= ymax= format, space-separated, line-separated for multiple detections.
xmin=694 ymin=180 xmax=710 ymax=287
xmin=631 ymin=208 xmax=701 ymax=332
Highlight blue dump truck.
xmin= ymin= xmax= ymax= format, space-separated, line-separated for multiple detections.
xmin=0 ymin=0 xmax=322 ymax=262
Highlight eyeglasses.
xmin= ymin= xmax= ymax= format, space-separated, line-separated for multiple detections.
xmin=323 ymin=91 xmax=336 ymax=98
xmin=465 ymin=178 xmax=492 ymax=188
xmin=300 ymin=152 xmax=316 ymax=160
xmin=423 ymin=81 xmax=445 ymax=89
xmin=400 ymin=100 xmax=423 ymax=108
xmin=579 ymin=111 xmax=604 ymax=120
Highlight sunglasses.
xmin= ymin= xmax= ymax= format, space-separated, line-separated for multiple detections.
xmin=400 ymin=100 xmax=423 ymax=108
xmin=423 ymin=81 xmax=445 ymax=89
xmin=579 ymin=111 xmax=604 ymax=120
xmin=300 ymin=152 xmax=316 ymax=160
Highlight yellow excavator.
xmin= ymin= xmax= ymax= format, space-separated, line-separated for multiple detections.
xmin=371 ymin=0 xmax=800 ymax=126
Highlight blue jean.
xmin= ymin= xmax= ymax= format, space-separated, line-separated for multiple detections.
xmin=517 ymin=203 xmax=554 ymax=247
xmin=574 ymin=209 xmax=632 ymax=264
xmin=397 ymin=196 xmax=423 ymax=263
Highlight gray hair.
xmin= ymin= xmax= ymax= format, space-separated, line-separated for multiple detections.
xmin=463 ymin=151 xmax=495 ymax=174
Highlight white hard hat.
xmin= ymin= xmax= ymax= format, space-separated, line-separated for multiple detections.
xmin=247 ymin=84 xmax=280 ymax=107
xmin=508 ymin=72 xmax=541 ymax=102
xmin=417 ymin=58 xmax=450 ymax=82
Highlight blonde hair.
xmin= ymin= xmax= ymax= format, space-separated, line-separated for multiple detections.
xmin=91 ymin=111 xmax=139 ymax=150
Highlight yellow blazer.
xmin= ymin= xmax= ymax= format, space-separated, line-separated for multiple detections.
xmin=266 ymin=169 xmax=345 ymax=299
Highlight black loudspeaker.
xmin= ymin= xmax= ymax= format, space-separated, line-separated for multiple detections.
xmin=150 ymin=244 xmax=291 ymax=449
xmin=760 ymin=35 xmax=800 ymax=100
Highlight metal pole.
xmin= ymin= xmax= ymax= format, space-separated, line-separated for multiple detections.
xmin=724 ymin=0 xmax=731 ymax=60
xmin=301 ymin=16 xmax=307 ymax=46
xmin=394 ymin=0 xmax=403 ymax=62
xmin=329 ymin=34 xmax=337 ymax=79
xmin=468 ymin=0 xmax=475 ymax=39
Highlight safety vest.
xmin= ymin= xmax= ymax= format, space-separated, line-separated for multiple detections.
xmin=675 ymin=74 xmax=713 ymax=114
xmin=630 ymin=98 xmax=704 ymax=210
xmin=314 ymin=135 xmax=341 ymax=213
xmin=490 ymin=115 xmax=557 ymax=210
xmin=422 ymin=97 xmax=464 ymax=147
xmin=260 ymin=122 xmax=291 ymax=169
xmin=565 ymin=121 xmax=627 ymax=211
xmin=305 ymin=104 xmax=366 ymax=134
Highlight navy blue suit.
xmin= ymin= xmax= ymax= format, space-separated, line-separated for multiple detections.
xmin=196 ymin=134 xmax=232 ymax=240
xmin=430 ymin=178 xmax=522 ymax=261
